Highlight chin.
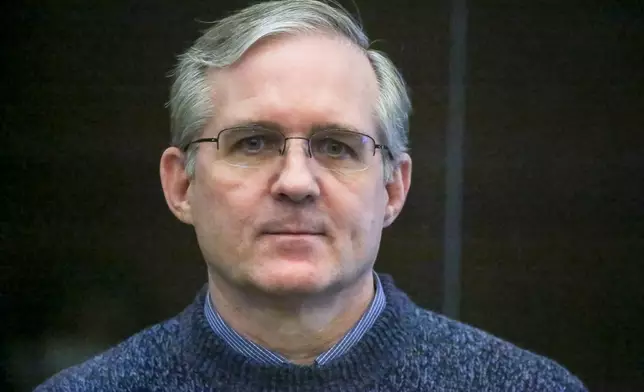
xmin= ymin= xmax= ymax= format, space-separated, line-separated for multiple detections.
xmin=249 ymin=262 xmax=337 ymax=296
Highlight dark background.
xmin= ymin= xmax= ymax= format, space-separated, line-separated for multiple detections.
xmin=2 ymin=1 xmax=643 ymax=391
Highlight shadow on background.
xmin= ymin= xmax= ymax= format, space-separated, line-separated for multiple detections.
xmin=2 ymin=1 xmax=642 ymax=391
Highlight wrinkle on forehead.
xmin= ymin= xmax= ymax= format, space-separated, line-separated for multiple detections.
xmin=205 ymin=33 xmax=379 ymax=135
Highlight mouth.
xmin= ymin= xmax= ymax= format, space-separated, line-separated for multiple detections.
xmin=259 ymin=219 xmax=328 ymax=239
xmin=260 ymin=232 xmax=327 ymax=249
xmin=262 ymin=231 xmax=325 ymax=236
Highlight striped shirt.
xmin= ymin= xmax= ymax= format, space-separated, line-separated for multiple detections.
xmin=203 ymin=272 xmax=386 ymax=366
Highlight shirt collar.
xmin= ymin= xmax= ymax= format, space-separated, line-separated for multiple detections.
xmin=203 ymin=271 xmax=387 ymax=366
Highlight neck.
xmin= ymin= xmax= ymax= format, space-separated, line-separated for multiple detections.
xmin=207 ymin=271 xmax=375 ymax=365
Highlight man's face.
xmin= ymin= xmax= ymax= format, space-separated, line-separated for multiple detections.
xmin=172 ymin=34 xmax=408 ymax=296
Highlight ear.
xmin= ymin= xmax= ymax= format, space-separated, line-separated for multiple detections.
xmin=383 ymin=153 xmax=412 ymax=227
xmin=160 ymin=146 xmax=194 ymax=225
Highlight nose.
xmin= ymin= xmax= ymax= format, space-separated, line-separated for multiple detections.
xmin=270 ymin=138 xmax=320 ymax=204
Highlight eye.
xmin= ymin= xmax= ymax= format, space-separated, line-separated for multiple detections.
xmin=237 ymin=136 xmax=266 ymax=153
xmin=317 ymin=138 xmax=352 ymax=159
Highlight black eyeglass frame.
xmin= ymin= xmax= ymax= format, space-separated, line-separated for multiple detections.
xmin=181 ymin=126 xmax=393 ymax=160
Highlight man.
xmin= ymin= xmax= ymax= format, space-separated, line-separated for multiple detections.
xmin=36 ymin=0 xmax=587 ymax=391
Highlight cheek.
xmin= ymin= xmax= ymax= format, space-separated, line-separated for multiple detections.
xmin=191 ymin=165 xmax=264 ymax=238
xmin=326 ymin=174 xmax=387 ymax=243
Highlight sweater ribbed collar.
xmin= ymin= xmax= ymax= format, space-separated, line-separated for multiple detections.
xmin=178 ymin=273 xmax=419 ymax=390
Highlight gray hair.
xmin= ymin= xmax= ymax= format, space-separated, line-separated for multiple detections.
xmin=168 ymin=0 xmax=411 ymax=181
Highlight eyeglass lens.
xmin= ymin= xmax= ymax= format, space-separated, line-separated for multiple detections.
xmin=217 ymin=127 xmax=375 ymax=172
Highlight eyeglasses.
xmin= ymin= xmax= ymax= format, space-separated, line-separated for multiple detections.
xmin=182 ymin=125 xmax=391 ymax=173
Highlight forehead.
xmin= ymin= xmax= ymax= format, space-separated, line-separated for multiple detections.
xmin=207 ymin=33 xmax=379 ymax=135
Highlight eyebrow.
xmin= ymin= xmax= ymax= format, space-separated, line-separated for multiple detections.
xmin=223 ymin=120 xmax=364 ymax=135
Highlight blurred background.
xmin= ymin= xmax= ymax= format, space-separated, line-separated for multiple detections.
xmin=2 ymin=0 xmax=643 ymax=391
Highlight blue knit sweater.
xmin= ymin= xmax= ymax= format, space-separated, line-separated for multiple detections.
xmin=35 ymin=274 xmax=587 ymax=391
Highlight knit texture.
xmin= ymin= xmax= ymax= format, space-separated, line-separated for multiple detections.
xmin=35 ymin=274 xmax=587 ymax=391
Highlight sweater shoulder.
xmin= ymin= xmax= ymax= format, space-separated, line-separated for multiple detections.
xmin=34 ymin=316 xmax=183 ymax=392
xmin=403 ymin=306 xmax=587 ymax=391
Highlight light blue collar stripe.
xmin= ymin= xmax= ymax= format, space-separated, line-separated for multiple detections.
xmin=204 ymin=271 xmax=386 ymax=365
xmin=316 ymin=273 xmax=386 ymax=365
xmin=204 ymin=297 xmax=285 ymax=365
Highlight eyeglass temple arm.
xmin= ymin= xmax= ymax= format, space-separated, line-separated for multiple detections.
xmin=375 ymin=144 xmax=394 ymax=160
xmin=182 ymin=137 xmax=219 ymax=152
